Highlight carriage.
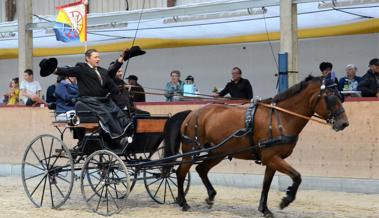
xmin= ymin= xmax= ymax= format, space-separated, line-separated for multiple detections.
xmin=20 ymin=105 xmax=191 ymax=216
xmin=21 ymin=75 xmax=349 ymax=217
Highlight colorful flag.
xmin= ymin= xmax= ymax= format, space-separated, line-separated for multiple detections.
xmin=53 ymin=2 xmax=87 ymax=43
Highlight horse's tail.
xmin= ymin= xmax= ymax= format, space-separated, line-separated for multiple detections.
xmin=163 ymin=110 xmax=192 ymax=160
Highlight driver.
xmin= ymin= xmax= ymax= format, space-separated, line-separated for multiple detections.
xmin=40 ymin=47 xmax=145 ymax=142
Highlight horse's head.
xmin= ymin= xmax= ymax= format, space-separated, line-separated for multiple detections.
xmin=310 ymin=76 xmax=349 ymax=131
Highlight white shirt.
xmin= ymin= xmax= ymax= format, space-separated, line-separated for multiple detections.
xmin=20 ymin=80 xmax=42 ymax=104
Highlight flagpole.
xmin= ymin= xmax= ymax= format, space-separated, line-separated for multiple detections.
xmin=83 ymin=0 xmax=88 ymax=52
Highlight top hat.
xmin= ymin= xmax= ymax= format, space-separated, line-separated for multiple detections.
xmin=39 ymin=58 xmax=58 ymax=77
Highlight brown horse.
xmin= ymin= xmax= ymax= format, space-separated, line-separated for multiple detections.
xmin=163 ymin=75 xmax=349 ymax=217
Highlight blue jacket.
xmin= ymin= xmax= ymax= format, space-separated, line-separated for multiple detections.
xmin=164 ymin=81 xmax=184 ymax=102
xmin=55 ymin=80 xmax=79 ymax=113
xmin=338 ymin=76 xmax=361 ymax=91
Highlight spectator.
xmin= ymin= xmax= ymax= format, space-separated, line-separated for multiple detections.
xmin=358 ymin=58 xmax=379 ymax=97
xmin=164 ymin=70 xmax=184 ymax=102
xmin=20 ymin=69 xmax=43 ymax=106
xmin=319 ymin=62 xmax=339 ymax=84
xmin=7 ymin=77 xmax=20 ymax=105
xmin=183 ymin=75 xmax=199 ymax=97
xmin=338 ymin=64 xmax=361 ymax=91
xmin=214 ymin=67 xmax=253 ymax=100
xmin=55 ymin=76 xmax=79 ymax=114
xmin=46 ymin=75 xmax=64 ymax=109
xmin=127 ymin=75 xmax=146 ymax=102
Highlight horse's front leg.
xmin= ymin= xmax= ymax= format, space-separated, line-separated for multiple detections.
xmin=268 ymin=155 xmax=302 ymax=209
xmin=258 ymin=166 xmax=276 ymax=218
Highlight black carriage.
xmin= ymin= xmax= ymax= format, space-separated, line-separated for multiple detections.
xmin=21 ymin=107 xmax=190 ymax=216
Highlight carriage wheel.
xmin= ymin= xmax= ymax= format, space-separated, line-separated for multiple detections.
xmin=81 ymin=150 xmax=130 ymax=216
xmin=143 ymin=145 xmax=191 ymax=204
xmin=21 ymin=134 xmax=74 ymax=209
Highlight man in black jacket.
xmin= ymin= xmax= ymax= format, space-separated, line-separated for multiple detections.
xmin=54 ymin=48 xmax=133 ymax=139
xmin=358 ymin=58 xmax=379 ymax=97
xmin=214 ymin=67 xmax=253 ymax=100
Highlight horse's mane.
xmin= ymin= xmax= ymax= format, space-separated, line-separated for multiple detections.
xmin=262 ymin=75 xmax=320 ymax=103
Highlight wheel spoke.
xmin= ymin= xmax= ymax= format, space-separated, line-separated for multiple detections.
xmin=40 ymin=138 xmax=49 ymax=169
xmin=40 ymin=174 xmax=48 ymax=206
xmin=55 ymin=174 xmax=70 ymax=184
xmin=30 ymin=147 xmax=46 ymax=170
xmin=106 ymin=186 xmax=109 ymax=215
xmin=48 ymin=149 xmax=63 ymax=170
xmin=25 ymin=162 xmax=44 ymax=171
xmin=147 ymin=177 xmax=161 ymax=186
xmin=47 ymin=138 xmax=54 ymax=167
xmin=112 ymin=171 xmax=128 ymax=191
xmin=48 ymin=176 xmax=55 ymax=208
xmin=95 ymin=185 xmax=106 ymax=211
xmin=108 ymin=189 xmax=120 ymax=210
xmin=153 ymin=178 xmax=165 ymax=198
xmin=167 ymin=178 xmax=176 ymax=201
xmin=53 ymin=183 xmax=65 ymax=198
xmin=30 ymin=174 xmax=47 ymax=197
xmin=25 ymin=172 xmax=45 ymax=181
xmin=163 ymin=179 xmax=167 ymax=203
xmin=168 ymin=177 xmax=178 ymax=187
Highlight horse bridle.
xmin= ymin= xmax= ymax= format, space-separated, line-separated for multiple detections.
xmin=313 ymin=79 xmax=345 ymax=125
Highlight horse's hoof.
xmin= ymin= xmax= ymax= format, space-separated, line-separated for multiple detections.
xmin=264 ymin=212 xmax=275 ymax=218
xmin=279 ymin=196 xmax=292 ymax=209
xmin=182 ymin=204 xmax=191 ymax=211
xmin=205 ymin=198 xmax=214 ymax=209
xmin=259 ymin=206 xmax=274 ymax=218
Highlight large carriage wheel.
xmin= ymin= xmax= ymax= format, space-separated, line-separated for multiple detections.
xmin=143 ymin=145 xmax=191 ymax=204
xmin=81 ymin=150 xmax=130 ymax=216
xmin=21 ymin=134 xmax=74 ymax=209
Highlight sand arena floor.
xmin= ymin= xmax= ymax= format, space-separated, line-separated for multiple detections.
xmin=1 ymin=176 xmax=378 ymax=218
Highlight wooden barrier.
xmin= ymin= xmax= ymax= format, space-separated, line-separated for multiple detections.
xmin=0 ymin=99 xmax=378 ymax=180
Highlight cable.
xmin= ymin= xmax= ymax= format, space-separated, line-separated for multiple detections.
xmin=331 ymin=0 xmax=374 ymax=19
xmin=122 ymin=0 xmax=146 ymax=80
xmin=262 ymin=7 xmax=278 ymax=71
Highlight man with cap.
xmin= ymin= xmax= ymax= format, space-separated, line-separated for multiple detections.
xmin=358 ymin=58 xmax=379 ymax=97
xmin=126 ymin=75 xmax=146 ymax=103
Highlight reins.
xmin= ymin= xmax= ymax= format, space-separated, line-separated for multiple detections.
xmin=258 ymin=102 xmax=328 ymax=126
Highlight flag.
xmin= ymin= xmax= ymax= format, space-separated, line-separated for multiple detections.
xmin=53 ymin=2 xmax=87 ymax=43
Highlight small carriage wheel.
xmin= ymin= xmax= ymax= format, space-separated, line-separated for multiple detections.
xmin=81 ymin=150 xmax=130 ymax=216
xmin=21 ymin=134 xmax=74 ymax=209
xmin=143 ymin=145 xmax=191 ymax=204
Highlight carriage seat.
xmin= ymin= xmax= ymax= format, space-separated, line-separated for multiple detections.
xmin=75 ymin=101 xmax=99 ymax=123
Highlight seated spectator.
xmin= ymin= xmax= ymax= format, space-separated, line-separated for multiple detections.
xmin=319 ymin=62 xmax=339 ymax=84
xmin=20 ymin=69 xmax=43 ymax=106
xmin=183 ymin=75 xmax=199 ymax=97
xmin=55 ymin=76 xmax=79 ymax=114
xmin=164 ymin=70 xmax=184 ymax=102
xmin=7 ymin=77 xmax=20 ymax=105
xmin=214 ymin=67 xmax=253 ymax=100
xmin=127 ymin=75 xmax=146 ymax=102
xmin=338 ymin=64 xmax=361 ymax=91
xmin=46 ymin=75 xmax=64 ymax=109
xmin=358 ymin=58 xmax=379 ymax=97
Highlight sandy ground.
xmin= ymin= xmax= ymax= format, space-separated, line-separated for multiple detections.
xmin=1 ymin=176 xmax=378 ymax=218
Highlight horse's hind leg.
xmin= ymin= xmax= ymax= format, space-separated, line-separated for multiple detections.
xmin=268 ymin=155 xmax=302 ymax=210
xmin=176 ymin=156 xmax=193 ymax=211
xmin=258 ymin=166 xmax=276 ymax=218
xmin=195 ymin=157 xmax=223 ymax=208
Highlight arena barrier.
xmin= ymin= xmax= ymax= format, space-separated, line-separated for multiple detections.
xmin=0 ymin=98 xmax=378 ymax=193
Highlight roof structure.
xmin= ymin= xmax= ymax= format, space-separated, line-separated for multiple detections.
xmin=0 ymin=0 xmax=378 ymax=59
